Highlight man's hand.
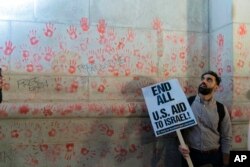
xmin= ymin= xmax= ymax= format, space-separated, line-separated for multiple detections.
xmin=178 ymin=144 xmax=190 ymax=159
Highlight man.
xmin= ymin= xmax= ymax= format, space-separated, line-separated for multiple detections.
xmin=179 ymin=71 xmax=232 ymax=167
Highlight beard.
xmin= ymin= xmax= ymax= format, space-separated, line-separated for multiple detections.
xmin=198 ymin=83 xmax=213 ymax=95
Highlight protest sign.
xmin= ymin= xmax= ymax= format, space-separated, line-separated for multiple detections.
xmin=142 ymin=78 xmax=196 ymax=167
xmin=141 ymin=78 xmax=197 ymax=137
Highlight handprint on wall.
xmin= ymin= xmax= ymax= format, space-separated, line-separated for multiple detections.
xmin=29 ymin=30 xmax=39 ymax=45
xmin=80 ymin=17 xmax=89 ymax=32
xmin=0 ymin=105 xmax=8 ymax=118
xmin=152 ymin=18 xmax=163 ymax=33
xmin=44 ymin=22 xmax=56 ymax=38
xmin=97 ymin=19 xmax=106 ymax=35
xmin=114 ymin=145 xmax=128 ymax=162
xmin=98 ymin=124 xmax=114 ymax=137
xmin=3 ymin=40 xmax=15 ymax=56
xmin=238 ymin=24 xmax=247 ymax=36
xmin=67 ymin=25 xmax=78 ymax=40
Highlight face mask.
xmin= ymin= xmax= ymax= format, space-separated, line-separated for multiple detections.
xmin=198 ymin=83 xmax=213 ymax=95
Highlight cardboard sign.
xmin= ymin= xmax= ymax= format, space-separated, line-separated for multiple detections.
xmin=142 ymin=79 xmax=197 ymax=137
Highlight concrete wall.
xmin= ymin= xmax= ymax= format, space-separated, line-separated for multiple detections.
xmin=4 ymin=0 xmax=249 ymax=167
xmin=210 ymin=0 xmax=250 ymax=151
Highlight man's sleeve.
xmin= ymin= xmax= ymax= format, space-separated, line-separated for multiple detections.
xmin=220 ymin=106 xmax=232 ymax=154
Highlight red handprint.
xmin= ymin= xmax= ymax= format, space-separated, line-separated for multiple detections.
xmin=235 ymin=84 xmax=243 ymax=96
xmin=66 ymin=143 xmax=74 ymax=152
xmin=58 ymin=36 xmax=67 ymax=50
xmin=112 ymin=69 xmax=119 ymax=76
xmin=35 ymin=64 xmax=43 ymax=72
xmin=136 ymin=61 xmax=144 ymax=70
xmin=0 ymin=105 xmax=8 ymax=118
xmin=218 ymin=68 xmax=223 ymax=76
xmin=80 ymin=147 xmax=96 ymax=159
xmin=234 ymin=135 xmax=242 ymax=143
xmin=116 ymin=38 xmax=125 ymax=50
xmin=129 ymin=144 xmax=137 ymax=153
xmin=97 ymin=19 xmax=106 ymax=34
xmin=181 ymin=63 xmax=188 ymax=73
xmin=39 ymin=144 xmax=49 ymax=152
xmin=91 ymin=81 xmax=97 ymax=89
xmin=29 ymin=30 xmax=39 ymax=45
xmin=2 ymin=77 xmax=10 ymax=91
xmin=237 ymin=59 xmax=244 ymax=68
xmin=11 ymin=130 xmax=19 ymax=138
xmin=54 ymin=77 xmax=63 ymax=92
xmin=97 ymin=84 xmax=106 ymax=93
xmin=25 ymin=155 xmax=39 ymax=166
xmin=44 ymin=47 xmax=55 ymax=62
xmin=119 ymin=126 xmax=127 ymax=139
xmin=179 ymin=36 xmax=185 ymax=44
xmin=80 ymin=17 xmax=89 ymax=32
xmin=26 ymin=63 xmax=34 ymax=73
xmin=171 ymin=66 xmax=177 ymax=73
xmin=88 ymin=52 xmax=95 ymax=64
xmin=80 ymin=38 xmax=89 ymax=51
xmin=163 ymin=64 xmax=170 ymax=77
xmin=61 ymin=106 xmax=74 ymax=116
xmin=44 ymin=22 xmax=56 ymax=37
xmin=67 ymin=25 xmax=78 ymax=40
xmin=43 ymin=105 xmax=53 ymax=117
xmin=114 ymin=145 xmax=128 ymax=162
xmin=128 ymin=103 xmax=137 ymax=113
xmin=96 ymin=49 xmax=105 ymax=62
xmin=48 ymin=128 xmax=56 ymax=137
xmin=125 ymin=69 xmax=131 ymax=76
xmin=81 ymin=147 xmax=89 ymax=155
xmin=217 ymin=34 xmax=224 ymax=47
xmin=117 ymin=105 xmax=126 ymax=116
xmin=104 ymin=44 xmax=113 ymax=53
xmin=98 ymin=124 xmax=114 ymax=137
xmin=171 ymin=52 xmax=177 ymax=60
xmin=107 ymin=28 xmax=116 ymax=41
xmin=232 ymin=108 xmax=243 ymax=118
xmin=22 ymin=49 xmax=30 ymax=61
xmin=148 ymin=61 xmax=158 ymax=74
xmin=98 ymin=35 xmax=108 ymax=44
xmin=152 ymin=18 xmax=163 ymax=33
xmin=127 ymin=28 xmax=135 ymax=42
xmin=238 ymin=24 xmax=247 ymax=36
xmin=69 ymin=80 xmax=79 ymax=93
xmin=19 ymin=105 xmax=30 ymax=114
xmin=68 ymin=59 xmax=77 ymax=74
xmin=179 ymin=50 xmax=186 ymax=59
xmin=3 ymin=41 xmax=15 ymax=56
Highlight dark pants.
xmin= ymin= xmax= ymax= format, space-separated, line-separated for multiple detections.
xmin=182 ymin=148 xmax=223 ymax=167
